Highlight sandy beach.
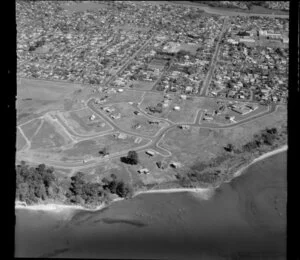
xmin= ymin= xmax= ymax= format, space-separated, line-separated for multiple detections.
xmin=232 ymin=145 xmax=288 ymax=178
xmin=133 ymin=187 xmax=213 ymax=199
xmin=15 ymin=198 xmax=124 ymax=212
xmin=15 ymin=145 xmax=287 ymax=213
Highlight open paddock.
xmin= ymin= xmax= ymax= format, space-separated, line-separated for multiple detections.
xmin=62 ymin=133 xmax=150 ymax=159
xmin=30 ymin=119 xmax=73 ymax=150
xmin=20 ymin=118 xmax=43 ymax=141
xmin=229 ymin=104 xmax=269 ymax=121
xmin=58 ymin=108 xmax=113 ymax=136
xmin=16 ymin=129 xmax=27 ymax=151
xmin=200 ymin=102 xmax=268 ymax=126
xmin=107 ymin=102 xmax=168 ymax=137
xmin=120 ymin=150 xmax=176 ymax=186
xmin=139 ymin=93 xmax=217 ymax=123
xmin=17 ymin=78 xmax=82 ymax=101
xmin=94 ymin=89 xmax=144 ymax=105
xmin=160 ymin=107 xmax=287 ymax=166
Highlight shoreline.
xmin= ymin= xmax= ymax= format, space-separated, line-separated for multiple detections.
xmin=15 ymin=145 xmax=287 ymax=212
xmin=231 ymin=144 xmax=287 ymax=179
xmin=15 ymin=198 xmax=124 ymax=213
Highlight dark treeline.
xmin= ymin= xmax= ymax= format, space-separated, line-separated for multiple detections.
xmin=176 ymin=126 xmax=286 ymax=187
xmin=16 ymin=162 xmax=133 ymax=206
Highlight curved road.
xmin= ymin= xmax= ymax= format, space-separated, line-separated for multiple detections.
xmin=17 ymin=97 xmax=279 ymax=170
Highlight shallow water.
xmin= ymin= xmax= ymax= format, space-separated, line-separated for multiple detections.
xmin=15 ymin=152 xmax=286 ymax=259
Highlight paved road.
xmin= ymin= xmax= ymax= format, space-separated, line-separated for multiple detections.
xmin=199 ymin=17 xmax=229 ymax=96
xmin=17 ymin=93 xmax=279 ymax=170
xmin=104 ymin=34 xmax=156 ymax=86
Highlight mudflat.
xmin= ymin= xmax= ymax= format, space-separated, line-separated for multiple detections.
xmin=15 ymin=151 xmax=286 ymax=259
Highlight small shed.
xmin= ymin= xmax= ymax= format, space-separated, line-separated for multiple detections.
xmin=146 ymin=150 xmax=155 ymax=156
xmin=138 ymin=168 xmax=150 ymax=174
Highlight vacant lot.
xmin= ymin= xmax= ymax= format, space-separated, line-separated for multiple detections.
xmin=140 ymin=93 xmax=217 ymax=123
xmin=160 ymin=106 xmax=287 ymax=166
xmin=95 ymin=89 xmax=144 ymax=105
xmin=106 ymin=102 xmax=168 ymax=136
xmin=200 ymin=104 xmax=269 ymax=126
xmin=16 ymin=129 xmax=27 ymax=151
xmin=62 ymin=133 xmax=150 ymax=159
xmin=17 ymin=79 xmax=83 ymax=121
xmin=125 ymin=150 xmax=176 ymax=186
xmin=58 ymin=108 xmax=113 ymax=136
xmin=20 ymin=118 xmax=43 ymax=141
xmin=18 ymin=78 xmax=82 ymax=101
xmin=30 ymin=120 xmax=73 ymax=150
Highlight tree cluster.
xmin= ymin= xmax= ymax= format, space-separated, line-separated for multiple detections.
xmin=67 ymin=172 xmax=105 ymax=205
xmin=120 ymin=151 xmax=139 ymax=165
xmin=16 ymin=162 xmax=59 ymax=204
xmin=242 ymin=127 xmax=278 ymax=152
xmin=102 ymin=174 xmax=133 ymax=198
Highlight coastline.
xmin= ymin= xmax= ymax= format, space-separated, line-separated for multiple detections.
xmin=15 ymin=145 xmax=287 ymax=212
xmin=15 ymin=198 xmax=124 ymax=213
xmin=231 ymin=144 xmax=287 ymax=179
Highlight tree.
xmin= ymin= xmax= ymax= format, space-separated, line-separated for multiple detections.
xmin=224 ymin=144 xmax=234 ymax=152
xmin=70 ymin=172 xmax=85 ymax=196
xmin=120 ymin=151 xmax=139 ymax=165
xmin=99 ymin=147 xmax=109 ymax=156
xmin=127 ymin=151 xmax=139 ymax=164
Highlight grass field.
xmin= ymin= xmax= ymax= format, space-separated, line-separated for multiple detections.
xmin=200 ymin=105 xmax=269 ymax=126
xmin=139 ymin=93 xmax=218 ymax=123
xmin=160 ymin=106 xmax=287 ymax=166
xmin=30 ymin=120 xmax=73 ymax=150
xmin=58 ymin=108 xmax=113 ymax=136
xmin=17 ymin=78 xmax=82 ymax=101
xmin=107 ymin=102 xmax=168 ymax=137
xmin=16 ymin=129 xmax=27 ymax=151
xmin=95 ymin=89 xmax=144 ymax=105
xmin=20 ymin=118 xmax=43 ymax=141
xmin=17 ymin=78 xmax=83 ymax=121
xmin=62 ymin=133 xmax=150 ymax=159
xmin=125 ymin=150 xmax=176 ymax=186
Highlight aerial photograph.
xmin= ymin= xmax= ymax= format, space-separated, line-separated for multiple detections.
xmin=15 ymin=1 xmax=289 ymax=259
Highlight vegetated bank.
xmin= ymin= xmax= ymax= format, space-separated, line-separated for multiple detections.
xmin=15 ymin=126 xmax=287 ymax=209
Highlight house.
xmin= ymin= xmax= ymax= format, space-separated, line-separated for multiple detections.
xmin=179 ymin=125 xmax=190 ymax=130
xmin=156 ymin=161 xmax=162 ymax=168
xmin=117 ymin=88 xmax=124 ymax=92
xmin=170 ymin=162 xmax=182 ymax=168
xmin=104 ymin=107 xmax=114 ymax=113
xmin=133 ymin=111 xmax=140 ymax=115
xmin=145 ymin=150 xmax=155 ymax=156
xmin=111 ymin=113 xmax=121 ymax=119
xmin=148 ymin=120 xmax=159 ymax=125
xmin=203 ymin=116 xmax=213 ymax=121
xmin=173 ymin=106 xmax=180 ymax=111
xmin=133 ymin=123 xmax=141 ymax=129
xmin=89 ymin=114 xmax=96 ymax=121
xmin=138 ymin=168 xmax=150 ymax=174
xmin=118 ymin=133 xmax=127 ymax=139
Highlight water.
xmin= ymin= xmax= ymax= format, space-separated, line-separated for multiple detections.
xmin=15 ymin=152 xmax=286 ymax=259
